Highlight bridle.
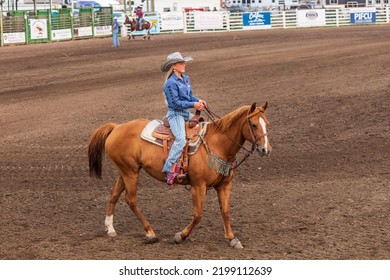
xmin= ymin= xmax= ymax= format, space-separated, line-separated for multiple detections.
xmin=203 ymin=106 xmax=268 ymax=169
xmin=246 ymin=108 xmax=269 ymax=147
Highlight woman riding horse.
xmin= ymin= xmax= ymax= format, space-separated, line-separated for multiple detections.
xmin=88 ymin=101 xmax=271 ymax=248
xmin=124 ymin=15 xmax=152 ymax=40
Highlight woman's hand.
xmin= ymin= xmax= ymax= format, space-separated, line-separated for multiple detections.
xmin=194 ymin=101 xmax=205 ymax=111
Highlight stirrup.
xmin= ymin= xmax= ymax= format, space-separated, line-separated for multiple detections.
xmin=166 ymin=173 xmax=187 ymax=185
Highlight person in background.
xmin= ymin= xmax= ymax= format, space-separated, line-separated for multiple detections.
xmin=112 ymin=17 xmax=120 ymax=48
xmin=136 ymin=6 xmax=144 ymax=30
xmin=160 ymin=52 xmax=207 ymax=185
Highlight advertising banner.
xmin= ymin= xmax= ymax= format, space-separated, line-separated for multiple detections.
xmin=76 ymin=27 xmax=93 ymax=37
xmin=161 ymin=12 xmax=184 ymax=30
xmin=94 ymin=26 xmax=111 ymax=36
xmin=3 ymin=32 xmax=26 ymax=44
xmin=29 ymin=19 xmax=48 ymax=40
xmin=132 ymin=16 xmax=160 ymax=36
xmin=297 ymin=9 xmax=326 ymax=27
xmin=242 ymin=12 xmax=271 ymax=29
xmin=52 ymin=29 xmax=72 ymax=41
xmin=194 ymin=12 xmax=224 ymax=30
xmin=350 ymin=8 xmax=376 ymax=24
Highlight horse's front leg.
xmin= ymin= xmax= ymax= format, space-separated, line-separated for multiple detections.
xmin=123 ymin=173 xmax=158 ymax=244
xmin=173 ymin=185 xmax=207 ymax=243
xmin=105 ymin=176 xmax=125 ymax=237
xmin=216 ymin=181 xmax=243 ymax=249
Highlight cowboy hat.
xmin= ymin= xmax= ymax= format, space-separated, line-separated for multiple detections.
xmin=161 ymin=52 xmax=193 ymax=72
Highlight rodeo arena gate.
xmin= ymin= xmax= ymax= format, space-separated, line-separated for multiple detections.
xmin=1 ymin=6 xmax=390 ymax=47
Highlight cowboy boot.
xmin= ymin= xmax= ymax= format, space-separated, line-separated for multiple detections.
xmin=167 ymin=163 xmax=180 ymax=185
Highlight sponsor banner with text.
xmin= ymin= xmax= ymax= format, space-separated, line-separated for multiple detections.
xmin=3 ymin=32 xmax=26 ymax=44
xmin=350 ymin=8 xmax=376 ymax=24
xmin=161 ymin=12 xmax=184 ymax=30
xmin=194 ymin=12 xmax=224 ymax=30
xmin=30 ymin=19 xmax=48 ymax=40
xmin=52 ymin=29 xmax=72 ymax=41
xmin=297 ymin=9 xmax=326 ymax=27
xmin=242 ymin=12 xmax=271 ymax=29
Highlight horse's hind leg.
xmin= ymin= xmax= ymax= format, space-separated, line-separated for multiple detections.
xmin=122 ymin=173 xmax=158 ymax=243
xmin=105 ymin=176 xmax=125 ymax=237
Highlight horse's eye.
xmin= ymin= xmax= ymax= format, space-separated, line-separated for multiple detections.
xmin=251 ymin=124 xmax=257 ymax=129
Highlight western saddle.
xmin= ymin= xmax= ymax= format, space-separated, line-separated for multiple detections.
xmin=151 ymin=111 xmax=205 ymax=182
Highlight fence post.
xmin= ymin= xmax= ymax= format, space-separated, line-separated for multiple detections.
xmin=282 ymin=11 xmax=286 ymax=29
xmin=336 ymin=9 xmax=339 ymax=27
xmin=387 ymin=5 xmax=390 ymax=23
xmin=48 ymin=11 xmax=52 ymax=41
xmin=70 ymin=10 xmax=74 ymax=39
xmin=226 ymin=12 xmax=230 ymax=32
xmin=183 ymin=11 xmax=187 ymax=33
xmin=92 ymin=10 xmax=95 ymax=37
xmin=0 ymin=4 xmax=3 ymax=47
xmin=24 ymin=12 xmax=29 ymax=44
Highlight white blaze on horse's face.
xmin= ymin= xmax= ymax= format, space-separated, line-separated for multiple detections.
xmin=259 ymin=117 xmax=269 ymax=150
xmin=258 ymin=115 xmax=271 ymax=157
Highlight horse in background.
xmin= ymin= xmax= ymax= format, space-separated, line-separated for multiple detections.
xmin=124 ymin=15 xmax=153 ymax=40
xmin=88 ymin=103 xmax=271 ymax=248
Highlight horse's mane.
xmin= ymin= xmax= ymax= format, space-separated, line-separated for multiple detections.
xmin=211 ymin=105 xmax=250 ymax=132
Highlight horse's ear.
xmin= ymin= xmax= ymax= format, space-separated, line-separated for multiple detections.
xmin=260 ymin=101 xmax=268 ymax=111
xmin=250 ymin=102 xmax=256 ymax=113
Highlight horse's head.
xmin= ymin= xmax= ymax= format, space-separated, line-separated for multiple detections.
xmin=124 ymin=16 xmax=136 ymax=25
xmin=243 ymin=102 xmax=271 ymax=157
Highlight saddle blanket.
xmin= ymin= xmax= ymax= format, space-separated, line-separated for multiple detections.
xmin=141 ymin=119 xmax=208 ymax=155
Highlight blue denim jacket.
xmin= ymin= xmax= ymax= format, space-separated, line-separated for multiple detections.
xmin=163 ymin=74 xmax=199 ymax=111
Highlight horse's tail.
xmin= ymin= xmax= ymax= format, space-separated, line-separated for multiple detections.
xmin=88 ymin=123 xmax=117 ymax=178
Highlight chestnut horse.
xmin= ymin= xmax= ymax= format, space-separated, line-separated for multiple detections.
xmin=88 ymin=102 xmax=271 ymax=248
xmin=124 ymin=16 xmax=153 ymax=40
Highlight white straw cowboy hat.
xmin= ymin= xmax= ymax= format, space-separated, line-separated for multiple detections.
xmin=161 ymin=52 xmax=193 ymax=72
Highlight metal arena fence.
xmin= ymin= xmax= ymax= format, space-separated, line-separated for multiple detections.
xmin=1 ymin=6 xmax=390 ymax=47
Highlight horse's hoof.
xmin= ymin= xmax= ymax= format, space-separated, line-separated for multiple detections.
xmin=230 ymin=238 xmax=244 ymax=249
xmin=107 ymin=231 xmax=117 ymax=238
xmin=173 ymin=232 xmax=185 ymax=244
xmin=144 ymin=236 xmax=159 ymax=244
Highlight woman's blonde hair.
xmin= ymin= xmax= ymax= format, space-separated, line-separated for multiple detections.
xmin=164 ymin=66 xmax=174 ymax=84
xmin=162 ymin=66 xmax=174 ymax=105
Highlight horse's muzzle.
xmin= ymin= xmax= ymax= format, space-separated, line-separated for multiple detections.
xmin=257 ymin=146 xmax=270 ymax=157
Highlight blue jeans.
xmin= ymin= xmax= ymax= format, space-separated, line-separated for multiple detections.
xmin=112 ymin=30 xmax=119 ymax=47
xmin=138 ymin=18 xmax=143 ymax=29
xmin=162 ymin=110 xmax=190 ymax=174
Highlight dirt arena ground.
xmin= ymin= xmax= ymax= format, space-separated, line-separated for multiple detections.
xmin=0 ymin=25 xmax=389 ymax=260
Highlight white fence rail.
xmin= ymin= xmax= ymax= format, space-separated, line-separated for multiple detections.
xmin=146 ymin=7 xmax=390 ymax=35
xmin=2 ymin=6 xmax=390 ymax=46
